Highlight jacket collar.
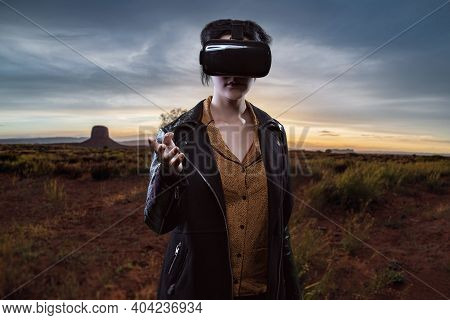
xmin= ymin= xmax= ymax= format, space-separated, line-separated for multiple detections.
xmin=163 ymin=98 xmax=284 ymax=133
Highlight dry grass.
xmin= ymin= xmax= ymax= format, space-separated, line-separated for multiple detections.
xmin=299 ymin=156 xmax=449 ymax=213
xmin=340 ymin=213 xmax=374 ymax=256
xmin=288 ymin=152 xmax=449 ymax=299
xmin=0 ymin=144 xmax=148 ymax=180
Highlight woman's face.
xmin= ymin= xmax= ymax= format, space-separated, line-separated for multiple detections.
xmin=210 ymin=33 xmax=256 ymax=100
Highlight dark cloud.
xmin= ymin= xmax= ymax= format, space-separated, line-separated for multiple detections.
xmin=0 ymin=0 xmax=449 ymax=149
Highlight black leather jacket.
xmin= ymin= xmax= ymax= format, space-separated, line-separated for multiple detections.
xmin=144 ymin=98 xmax=301 ymax=299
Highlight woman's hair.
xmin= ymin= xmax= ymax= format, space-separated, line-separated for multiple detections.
xmin=200 ymin=19 xmax=272 ymax=86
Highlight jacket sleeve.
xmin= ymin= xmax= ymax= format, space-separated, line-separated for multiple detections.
xmin=144 ymin=128 xmax=188 ymax=235
xmin=280 ymin=125 xmax=302 ymax=299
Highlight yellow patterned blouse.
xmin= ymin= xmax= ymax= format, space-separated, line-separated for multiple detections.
xmin=201 ymin=95 xmax=269 ymax=297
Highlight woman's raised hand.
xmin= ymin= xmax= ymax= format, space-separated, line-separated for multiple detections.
xmin=148 ymin=131 xmax=185 ymax=174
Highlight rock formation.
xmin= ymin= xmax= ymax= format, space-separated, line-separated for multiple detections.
xmin=80 ymin=125 xmax=125 ymax=149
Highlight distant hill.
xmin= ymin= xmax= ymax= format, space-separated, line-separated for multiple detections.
xmin=0 ymin=126 xmax=129 ymax=149
xmin=79 ymin=125 xmax=126 ymax=149
xmin=0 ymin=137 xmax=88 ymax=144
xmin=0 ymin=136 xmax=144 ymax=148
xmin=325 ymin=148 xmax=355 ymax=154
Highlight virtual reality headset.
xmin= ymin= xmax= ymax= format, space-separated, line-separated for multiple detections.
xmin=199 ymin=21 xmax=272 ymax=78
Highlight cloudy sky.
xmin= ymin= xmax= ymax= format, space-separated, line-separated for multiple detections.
xmin=1 ymin=0 xmax=449 ymax=153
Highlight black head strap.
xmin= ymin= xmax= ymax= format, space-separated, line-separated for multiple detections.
xmin=230 ymin=20 xmax=245 ymax=40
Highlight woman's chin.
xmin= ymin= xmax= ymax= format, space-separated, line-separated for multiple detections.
xmin=223 ymin=87 xmax=247 ymax=99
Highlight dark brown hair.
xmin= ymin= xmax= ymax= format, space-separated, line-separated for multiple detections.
xmin=200 ymin=19 xmax=272 ymax=86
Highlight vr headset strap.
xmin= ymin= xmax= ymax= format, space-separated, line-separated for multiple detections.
xmin=230 ymin=20 xmax=245 ymax=40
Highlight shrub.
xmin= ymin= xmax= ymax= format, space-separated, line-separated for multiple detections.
xmin=305 ymin=177 xmax=339 ymax=210
xmin=0 ymin=153 xmax=18 ymax=162
xmin=293 ymin=220 xmax=332 ymax=280
xmin=425 ymin=171 xmax=445 ymax=193
xmin=54 ymin=163 xmax=83 ymax=179
xmin=44 ymin=178 xmax=66 ymax=205
xmin=90 ymin=163 xmax=119 ymax=180
xmin=334 ymin=166 xmax=384 ymax=212
xmin=378 ymin=162 xmax=406 ymax=190
xmin=340 ymin=213 xmax=374 ymax=256
xmin=369 ymin=263 xmax=405 ymax=294
xmin=304 ymin=159 xmax=449 ymax=213
xmin=306 ymin=164 xmax=384 ymax=212
xmin=15 ymin=156 xmax=55 ymax=177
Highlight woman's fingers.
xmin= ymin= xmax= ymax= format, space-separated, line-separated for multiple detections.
xmin=169 ymin=152 xmax=185 ymax=173
xmin=163 ymin=131 xmax=176 ymax=148
xmin=163 ymin=145 xmax=180 ymax=163
xmin=148 ymin=137 xmax=159 ymax=153
xmin=149 ymin=132 xmax=184 ymax=172
xmin=157 ymin=143 xmax=166 ymax=156
xmin=148 ymin=136 xmax=167 ymax=160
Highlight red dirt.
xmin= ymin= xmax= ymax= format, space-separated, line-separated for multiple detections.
xmin=0 ymin=164 xmax=448 ymax=299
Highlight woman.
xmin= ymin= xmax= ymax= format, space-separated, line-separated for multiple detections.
xmin=144 ymin=19 xmax=301 ymax=300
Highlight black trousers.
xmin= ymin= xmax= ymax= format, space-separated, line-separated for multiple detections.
xmin=234 ymin=291 xmax=267 ymax=300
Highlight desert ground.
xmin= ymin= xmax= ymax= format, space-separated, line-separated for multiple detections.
xmin=0 ymin=144 xmax=448 ymax=299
